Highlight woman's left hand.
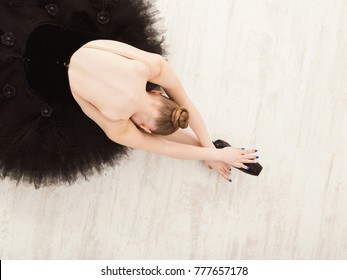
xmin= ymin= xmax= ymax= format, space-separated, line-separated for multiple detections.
xmin=203 ymin=160 xmax=232 ymax=181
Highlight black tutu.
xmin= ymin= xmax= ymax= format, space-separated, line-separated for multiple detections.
xmin=0 ymin=0 xmax=166 ymax=188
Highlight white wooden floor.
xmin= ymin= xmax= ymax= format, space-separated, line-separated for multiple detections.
xmin=1 ymin=0 xmax=346 ymax=259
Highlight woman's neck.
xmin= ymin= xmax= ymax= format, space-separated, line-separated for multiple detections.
xmin=131 ymin=91 xmax=159 ymax=126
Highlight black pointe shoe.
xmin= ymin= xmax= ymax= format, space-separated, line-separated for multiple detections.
xmin=212 ymin=139 xmax=263 ymax=176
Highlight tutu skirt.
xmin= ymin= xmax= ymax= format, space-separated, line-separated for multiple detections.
xmin=0 ymin=0 xmax=166 ymax=188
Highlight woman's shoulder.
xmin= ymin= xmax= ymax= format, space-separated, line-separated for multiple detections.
xmin=83 ymin=39 xmax=141 ymax=53
xmin=85 ymin=39 xmax=129 ymax=46
xmin=82 ymin=39 xmax=163 ymax=80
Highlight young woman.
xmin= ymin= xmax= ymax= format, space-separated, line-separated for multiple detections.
xmin=68 ymin=40 xmax=259 ymax=182
xmin=0 ymin=0 xmax=261 ymax=188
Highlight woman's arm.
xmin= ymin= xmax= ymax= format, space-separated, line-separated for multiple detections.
xmin=108 ymin=119 xmax=219 ymax=161
xmin=107 ymin=119 xmax=256 ymax=169
xmin=72 ymin=87 xmax=254 ymax=168
xmin=149 ymin=57 xmax=214 ymax=148
xmin=70 ymin=85 xmax=219 ymax=161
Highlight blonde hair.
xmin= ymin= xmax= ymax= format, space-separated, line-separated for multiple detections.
xmin=152 ymin=95 xmax=190 ymax=135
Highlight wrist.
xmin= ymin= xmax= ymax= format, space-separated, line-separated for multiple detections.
xmin=202 ymin=142 xmax=215 ymax=148
xmin=210 ymin=147 xmax=221 ymax=161
xmin=199 ymin=138 xmax=216 ymax=149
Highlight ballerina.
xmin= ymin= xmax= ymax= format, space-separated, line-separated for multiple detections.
xmin=67 ymin=39 xmax=261 ymax=182
xmin=0 ymin=0 xmax=261 ymax=188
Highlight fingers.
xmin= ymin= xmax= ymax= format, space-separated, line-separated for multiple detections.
xmin=239 ymin=163 xmax=249 ymax=170
xmin=218 ymin=168 xmax=231 ymax=181
xmin=232 ymin=162 xmax=249 ymax=170
xmin=206 ymin=161 xmax=232 ymax=181
xmin=220 ymin=165 xmax=231 ymax=178
xmin=242 ymin=154 xmax=258 ymax=159
xmin=240 ymin=148 xmax=258 ymax=155
xmin=216 ymin=164 xmax=231 ymax=181
xmin=240 ymin=159 xmax=258 ymax=164
xmin=219 ymin=170 xmax=228 ymax=181
xmin=240 ymin=148 xmax=259 ymax=163
xmin=222 ymin=164 xmax=231 ymax=174
xmin=222 ymin=146 xmax=260 ymax=175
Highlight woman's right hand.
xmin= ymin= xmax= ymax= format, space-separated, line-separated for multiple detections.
xmin=216 ymin=146 xmax=258 ymax=169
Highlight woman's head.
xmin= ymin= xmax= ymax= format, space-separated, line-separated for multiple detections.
xmin=152 ymin=95 xmax=190 ymax=135
xmin=131 ymin=90 xmax=190 ymax=135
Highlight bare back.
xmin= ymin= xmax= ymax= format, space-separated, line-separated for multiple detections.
xmin=67 ymin=40 xmax=152 ymax=122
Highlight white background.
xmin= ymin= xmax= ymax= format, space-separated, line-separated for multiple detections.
xmin=1 ymin=0 xmax=347 ymax=259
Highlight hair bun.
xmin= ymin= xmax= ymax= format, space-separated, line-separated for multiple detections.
xmin=171 ymin=107 xmax=189 ymax=129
